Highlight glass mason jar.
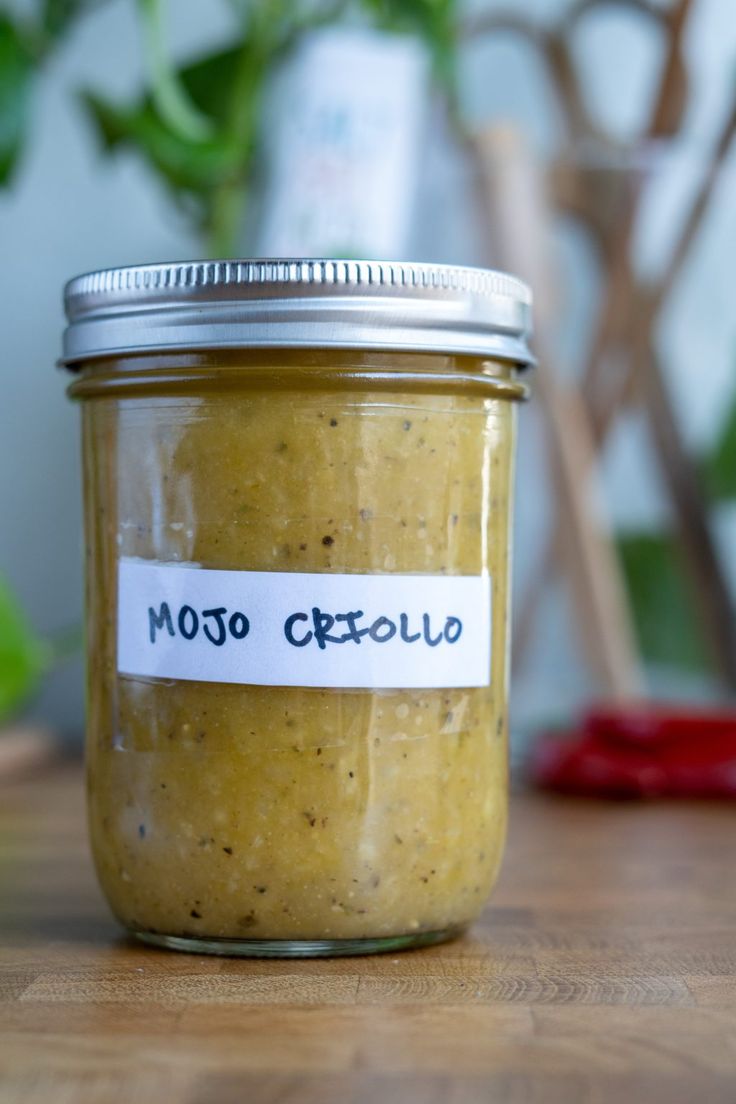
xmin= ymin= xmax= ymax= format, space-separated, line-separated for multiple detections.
xmin=62 ymin=259 xmax=533 ymax=957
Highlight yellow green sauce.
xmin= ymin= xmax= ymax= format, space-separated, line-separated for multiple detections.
xmin=77 ymin=350 xmax=519 ymax=944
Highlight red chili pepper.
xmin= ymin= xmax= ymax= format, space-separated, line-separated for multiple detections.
xmin=531 ymin=704 xmax=736 ymax=799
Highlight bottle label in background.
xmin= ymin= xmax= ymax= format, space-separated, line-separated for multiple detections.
xmin=117 ymin=559 xmax=492 ymax=689
xmin=257 ymin=27 xmax=427 ymax=259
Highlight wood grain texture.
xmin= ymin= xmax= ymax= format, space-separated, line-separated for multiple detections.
xmin=1 ymin=766 xmax=735 ymax=1103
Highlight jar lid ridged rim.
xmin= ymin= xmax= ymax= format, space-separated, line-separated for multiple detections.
xmin=61 ymin=258 xmax=534 ymax=367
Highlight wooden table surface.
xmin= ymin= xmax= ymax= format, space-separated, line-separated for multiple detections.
xmin=1 ymin=764 xmax=734 ymax=1103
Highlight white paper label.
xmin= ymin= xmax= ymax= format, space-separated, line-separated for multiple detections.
xmin=117 ymin=560 xmax=491 ymax=690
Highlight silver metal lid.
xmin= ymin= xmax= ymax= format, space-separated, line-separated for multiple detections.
xmin=62 ymin=259 xmax=533 ymax=367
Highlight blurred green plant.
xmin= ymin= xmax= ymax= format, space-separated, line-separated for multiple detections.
xmin=0 ymin=0 xmax=108 ymax=185
xmin=0 ymin=0 xmax=459 ymax=255
xmin=701 ymin=387 xmax=736 ymax=504
xmin=617 ymin=385 xmax=736 ymax=676
xmin=617 ymin=532 xmax=709 ymax=674
xmin=0 ymin=13 xmax=33 ymax=184
xmin=0 ymin=574 xmax=50 ymax=725
xmin=0 ymin=571 xmax=83 ymax=726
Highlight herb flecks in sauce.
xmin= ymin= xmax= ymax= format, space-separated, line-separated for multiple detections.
xmin=86 ymin=373 xmax=512 ymax=941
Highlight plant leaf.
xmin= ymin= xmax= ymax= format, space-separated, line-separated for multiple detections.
xmin=701 ymin=386 xmax=736 ymax=502
xmin=41 ymin=0 xmax=103 ymax=41
xmin=617 ymin=532 xmax=710 ymax=674
xmin=0 ymin=574 xmax=49 ymax=725
xmin=136 ymin=0 xmax=215 ymax=142
xmin=81 ymin=89 xmax=242 ymax=195
xmin=177 ymin=46 xmax=242 ymax=124
xmin=80 ymin=42 xmax=259 ymax=196
xmin=0 ymin=13 xmax=34 ymax=185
